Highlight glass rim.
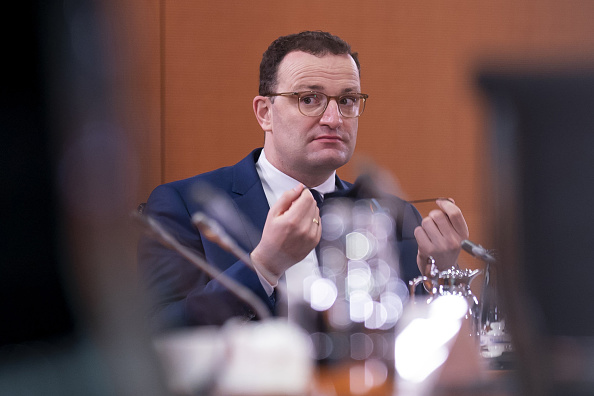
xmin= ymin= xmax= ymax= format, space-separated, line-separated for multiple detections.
xmin=266 ymin=91 xmax=368 ymax=118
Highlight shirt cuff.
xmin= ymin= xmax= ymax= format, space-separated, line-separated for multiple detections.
xmin=254 ymin=265 xmax=277 ymax=297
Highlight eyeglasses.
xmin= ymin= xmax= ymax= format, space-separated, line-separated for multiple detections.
xmin=407 ymin=197 xmax=454 ymax=204
xmin=266 ymin=91 xmax=368 ymax=118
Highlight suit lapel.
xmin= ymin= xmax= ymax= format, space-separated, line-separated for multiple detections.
xmin=226 ymin=149 xmax=352 ymax=252
xmin=230 ymin=149 xmax=269 ymax=252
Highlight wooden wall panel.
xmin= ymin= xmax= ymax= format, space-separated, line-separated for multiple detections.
xmin=131 ymin=0 xmax=594 ymax=261
xmin=100 ymin=0 xmax=163 ymax=206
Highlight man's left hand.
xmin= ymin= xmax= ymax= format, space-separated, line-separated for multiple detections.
xmin=413 ymin=198 xmax=469 ymax=275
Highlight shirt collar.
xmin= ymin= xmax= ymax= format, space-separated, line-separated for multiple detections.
xmin=257 ymin=150 xmax=336 ymax=204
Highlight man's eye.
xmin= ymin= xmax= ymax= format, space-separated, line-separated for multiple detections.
xmin=301 ymin=95 xmax=320 ymax=105
xmin=340 ymin=96 xmax=357 ymax=106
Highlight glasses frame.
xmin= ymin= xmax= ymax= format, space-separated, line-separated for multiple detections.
xmin=266 ymin=91 xmax=369 ymax=118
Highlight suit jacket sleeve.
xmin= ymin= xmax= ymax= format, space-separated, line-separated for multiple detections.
xmin=138 ymin=183 xmax=273 ymax=330
xmin=395 ymin=200 xmax=423 ymax=284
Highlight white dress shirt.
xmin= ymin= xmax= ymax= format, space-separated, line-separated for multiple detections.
xmin=255 ymin=150 xmax=336 ymax=319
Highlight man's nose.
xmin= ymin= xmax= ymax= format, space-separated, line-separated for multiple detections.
xmin=319 ymin=99 xmax=342 ymax=127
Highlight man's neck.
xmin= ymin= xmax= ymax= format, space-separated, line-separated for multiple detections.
xmin=257 ymin=149 xmax=336 ymax=194
xmin=261 ymin=155 xmax=335 ymax=188
xmin=292 ymin=173 xmax=334 ymax=189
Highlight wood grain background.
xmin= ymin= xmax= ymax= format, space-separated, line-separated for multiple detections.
xmin=101 ymin=0 xmax=594 ymax=268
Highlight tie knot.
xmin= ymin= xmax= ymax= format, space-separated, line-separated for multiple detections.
xmin=310 ymin=189 xmax=324 ymax=208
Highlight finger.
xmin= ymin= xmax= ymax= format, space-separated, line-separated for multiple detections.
xmin=414 ymin=245 xmax=433 ymax=276
xmin=312 ymin=207 xmax=322 ymax=238
xmin=288 ymin=187 xmax=318 ymax=217
xmin=437 ymin=197 xmax=455 ymax=205
xmin=274 ymin=188 xmax=319 ymax=237
xmin=435 ymin=199 xmax=469 ymax=238
xmin=307 ymin=201 xmax=322 ymax=237
xmin=269 ymin=183 xmax=305 ymax=216
xmin=419 ymin=214 xmax=442 ymax=241
xmin=414 ymin=225 xmax=433 ymax=249
xmin=428 ymin=209 xmax=454 ymax=237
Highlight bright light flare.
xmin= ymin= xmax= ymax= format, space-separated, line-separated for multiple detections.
xmin=309 ymin=278 xmax=338 ymax=311
xmin=395 ymin=296 xmax=468 ymax=383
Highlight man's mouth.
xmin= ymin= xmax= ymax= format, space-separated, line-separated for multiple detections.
xmin=314 ymin=135 xmax=342 ymax=142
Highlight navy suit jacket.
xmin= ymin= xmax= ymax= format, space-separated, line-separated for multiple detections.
xmin=138 ymin=148 xmax=422 ymax=330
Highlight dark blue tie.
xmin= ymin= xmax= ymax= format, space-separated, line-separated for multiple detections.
xmin=310 ymin=189 xmax=324 ymax=208
xmin=310 ymin=189 xmax=324 ymax=260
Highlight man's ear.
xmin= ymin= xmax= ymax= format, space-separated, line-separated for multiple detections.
xmin=253 ymin=96 xmax=272 ymax=131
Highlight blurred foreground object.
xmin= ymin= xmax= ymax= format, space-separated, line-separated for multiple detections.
xmin=314 ymin=197 xmax=408 ymax=372
xmin=1 ymin=1 xmax=168 ymax=395
xmin=480 ymin=70 xmax=594 ymax=396
xmin=394 ymin=295 xmax=485 ymax=396
xmin=408 ymin=261 xmax=482 ymax=338
xmin=477 ymin=253 xmax=514 ymax=368
xmin=460 ymin=240 xmax=515 ymax=367
xmin=154 ymin=319 xmax=313 ymax=395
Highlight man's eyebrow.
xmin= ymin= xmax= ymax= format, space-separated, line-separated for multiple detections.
xmin=294 ymin=84 xmax=324 ymax=91
xmin=294 ymin=85 xmax=360 ymax=93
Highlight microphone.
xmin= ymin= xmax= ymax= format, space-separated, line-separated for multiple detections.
xmin=132 ymin=211 xmax=271 ymax=321
xmin=461 ymin=239 xmax=496 ymax=264
xmin=191 ymin=182 xmax=261 ymax=249
xmin=189 ymin=182 xmax=290 ymax=297
xmin=191 ymin=211 xmax=289 ymax=303
xmin=192 ymin=212 xmax=253 ymax=268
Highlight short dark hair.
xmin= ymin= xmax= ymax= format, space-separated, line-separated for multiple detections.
xmin=259 ymin=31 xmax=361 ymax=96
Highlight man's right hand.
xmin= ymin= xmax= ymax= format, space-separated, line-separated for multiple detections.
xmin=250 ymin=183 xmax=321 ymax=285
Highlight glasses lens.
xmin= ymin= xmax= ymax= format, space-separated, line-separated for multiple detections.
xmin=297 ymin=92 xmax=327 ymax=116
xmin=338 ymin=94 xmax=365 ymax=117
xmin=295 ymin=92 xmax=367 ymax=117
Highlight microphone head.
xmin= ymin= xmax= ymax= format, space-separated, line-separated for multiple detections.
xmin=190 ymin=181 xmax=261 ymax=248
xmin=461 ymin=239 xmax=476 ymax=255
xmin=461 ymin=239 xmax=496 ymax=263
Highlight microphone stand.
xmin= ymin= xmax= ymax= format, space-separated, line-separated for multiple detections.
xmin=461 ymin=239 xmax=496 ymax=323
xmin=192 ymin=212 xmax=289 ymax=309
xmin=133 ymin=212 xmax=271 ymax=321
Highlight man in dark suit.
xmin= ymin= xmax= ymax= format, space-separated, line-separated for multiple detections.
xmin=138 ymin=31 xmax=469 ymax=330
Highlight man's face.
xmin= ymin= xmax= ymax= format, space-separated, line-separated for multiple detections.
xmin=260 ymin=51 xmax=361 ymax=186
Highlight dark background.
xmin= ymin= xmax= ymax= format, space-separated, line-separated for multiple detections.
xmin=0 ymin=1 xmax=76 ymax=348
